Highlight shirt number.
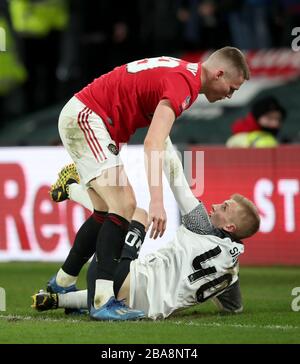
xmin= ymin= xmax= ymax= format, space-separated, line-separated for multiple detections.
xmin=127 ymin=57 xmax=180 ymax=73
xmin=188 ymin=246 xmax=232 ymax=303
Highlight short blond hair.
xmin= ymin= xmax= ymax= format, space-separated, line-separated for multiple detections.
xmin=207 ymin=46 xmax=250 ymax=80
xmin=231 ymin=193 xmax=260 ymax=239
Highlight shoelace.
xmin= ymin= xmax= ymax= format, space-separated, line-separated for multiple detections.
xmin=115 ymin=299 xmax=127 ymax=308
xmin=110 ymin=298 xmax=132 ymax=311
xmin=105 ymin=298 xmax=119 ymax=309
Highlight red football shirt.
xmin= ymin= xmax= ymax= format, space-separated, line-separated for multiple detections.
xmin=75 ymin=56 xmax=201 ymax=146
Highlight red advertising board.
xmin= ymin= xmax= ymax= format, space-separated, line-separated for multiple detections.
xmin=189 ymin=145 xmax=300 ymax=265
xmin=0 ymin=147 xmax=179 ymax=261
xmin=1 ymin=146 xmax=299 ymax=265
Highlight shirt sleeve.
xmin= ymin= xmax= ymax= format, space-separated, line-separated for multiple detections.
xmin=160 ymin=72 xmax=192 ymax=117
xmin=163 ymin=137 xmax=199 ymax=215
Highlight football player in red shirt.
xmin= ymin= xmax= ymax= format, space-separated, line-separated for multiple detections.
xmin=49 ymin=47 xmax=250 ymax=320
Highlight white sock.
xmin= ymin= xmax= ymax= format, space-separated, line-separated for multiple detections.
xmin=68 ymin=183 xmax=93 ymax=212
xmin=56 ymin=268 xmax=77 ymax=287
xmin=94 ymin=279 xmax=114 ymax=309
xmin=58 ymin=290 xmax=88 ymax=309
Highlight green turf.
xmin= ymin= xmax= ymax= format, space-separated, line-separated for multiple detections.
xmin=0 ymin=263 xmax=299 ymax=344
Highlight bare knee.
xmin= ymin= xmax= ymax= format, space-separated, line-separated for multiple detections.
xmin=90 ymin=172 xmax=137 ymax=220
xmin=132 ymin=208 xmax=148 ymax=226
xmin=109 ymin=194 xmax=136 ymax=221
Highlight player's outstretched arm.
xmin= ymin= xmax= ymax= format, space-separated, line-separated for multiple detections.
xmin=163 ymin=137 xmax=199 ymax=215
xmin=144 ymin=99 xmax=175 ymax=239
xmin=163 ymin=137 xmax=213 ymax=234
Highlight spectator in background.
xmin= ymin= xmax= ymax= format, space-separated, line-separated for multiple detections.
xmin=270 ymin=0 xmax=300 ymax=47
xmin=139 ymin=0 xmax=180 ymax=56
xmin=0 ymin=0 xmax=27 ymax=125
xmin=9 ymin=0 xmax=70 ymax=113
xmin=225 ymin=0 xmax=272 ymax=50
xmin=226 ymin=96 xmax=287 ymax=148
xmin=69 ymin=0 xmax=140 ymax=87
xmin=177 ymin=0 xmax=230 ymax=51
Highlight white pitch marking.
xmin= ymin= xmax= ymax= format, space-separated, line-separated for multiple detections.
xmin=0 ymin=315 xmax=299 ymax=331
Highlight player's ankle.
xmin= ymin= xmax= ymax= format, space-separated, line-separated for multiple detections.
xmin=56 ymin=268 xmax=77 ymax=287
xmin=94 ymin=279 xmax=114 ymax=309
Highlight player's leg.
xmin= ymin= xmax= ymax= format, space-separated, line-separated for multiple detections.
xmin=56 ymin=97 xmax=139 ymax=317
xmin=32 ymin=289 xmax=88 ymax=311
xmin=113 ymin=208 xmax=147 ymax=302
xmin=86 ymin=255 xmax=97 ymax=311
xmin=212 ymin=279 xmax=243 ymax=313
xmin=88 ymin=168 xmax=136 ymax=308
xmin=34 ymin=208 xmax=147 ymax=317
xmin=47 ymin=97 xmax=113 ymax=295
xmin=47 ymin=210 xmax=107 ymax=293
xmin=68 ymin=184 xmax=93 ymax=212
xmin=88 ymin=208 xmax=147 ymax=320
xmin=46 ymin=163 xmax=107 ymax=294
xmin=47 ymin=189 xmax=108 ymax=293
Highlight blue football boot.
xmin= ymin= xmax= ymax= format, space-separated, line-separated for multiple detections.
xmin=90 ymin=296 xmax=145 ymax=321
xmin=47 ymin=275 xmax=77 ymax=294
xmin=47 ymin=275 xmax=86 ymax=315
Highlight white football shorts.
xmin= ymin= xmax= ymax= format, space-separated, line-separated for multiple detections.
xmin=58 ymin=96 xmax=123 ymax=187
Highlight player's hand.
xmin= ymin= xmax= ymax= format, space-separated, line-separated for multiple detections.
xmin=147 ymin=201 xmax=167 ymax=239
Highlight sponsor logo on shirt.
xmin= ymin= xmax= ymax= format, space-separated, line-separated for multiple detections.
xmin=186 ymin=63 xmax=198 ymax=76
xmin=181 ymin=96 xmax=191 ymax=111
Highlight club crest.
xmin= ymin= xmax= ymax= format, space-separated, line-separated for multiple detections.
xmin=107 ymin=143 xmax=119 ymax=155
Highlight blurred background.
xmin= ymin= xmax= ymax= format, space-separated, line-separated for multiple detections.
xmin=0 ymin=0 xmax=300 ymax=265
xmin=1 ymin=0 xmax=300 ymax=145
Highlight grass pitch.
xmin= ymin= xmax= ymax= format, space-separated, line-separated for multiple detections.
xmin=0 ymin=263 xmax=299 ymax=344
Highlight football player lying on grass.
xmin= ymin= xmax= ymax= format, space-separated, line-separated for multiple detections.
xmin=32 ymin=138 xmax=260 ymax=320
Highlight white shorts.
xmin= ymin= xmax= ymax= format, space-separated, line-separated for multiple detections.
xmin=129 ymin=248 xmax=179 ymax=320
xmin=58 ymin=96 xmax=123 ymax=186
